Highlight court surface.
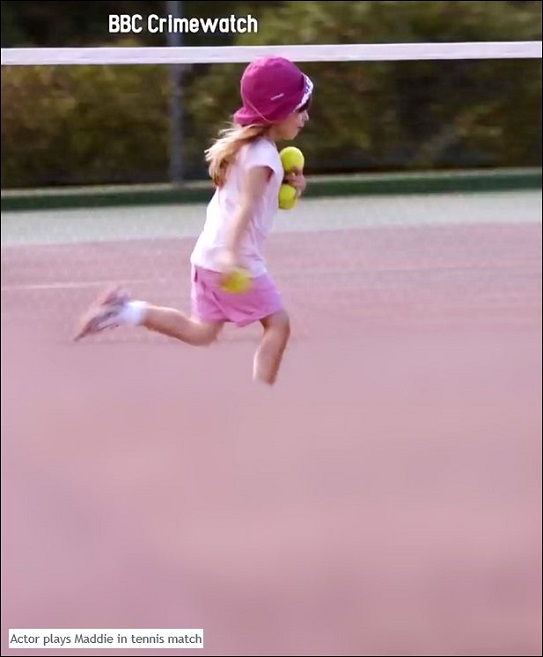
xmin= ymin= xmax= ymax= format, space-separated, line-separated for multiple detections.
xmin=2 ymin=189 xmax=542 ymax=656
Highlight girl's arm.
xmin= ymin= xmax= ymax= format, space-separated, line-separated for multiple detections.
xmin=221 ymin=165 xmax=272 ymax=269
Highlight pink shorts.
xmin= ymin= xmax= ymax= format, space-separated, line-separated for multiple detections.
xmin=190 ymin=265 xmax=284 ymax=327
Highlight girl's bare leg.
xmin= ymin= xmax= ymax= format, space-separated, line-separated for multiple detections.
xmin=253 ymin=310 xmax=291 ymax=385
xmin=141 ymin=305 xmax=223 ymax=346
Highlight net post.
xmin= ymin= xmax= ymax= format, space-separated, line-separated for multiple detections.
xmin=167 ymin=0 xmax=184 ymax=187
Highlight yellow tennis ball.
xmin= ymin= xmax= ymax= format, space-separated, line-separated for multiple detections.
xmin=220 ymin=268 xmax=251 ymax=294
xmin=280 ymin=146 xmax=305 ymax=173
xmin=278 ymin=183 xmax=297 ymax=210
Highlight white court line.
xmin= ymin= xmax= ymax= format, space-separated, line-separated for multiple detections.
xmin=1 ymin=279 xmax=152 ymax=292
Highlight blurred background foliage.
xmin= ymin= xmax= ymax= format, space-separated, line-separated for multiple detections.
xmin=1 ymin=1 xmax=541 ymax=188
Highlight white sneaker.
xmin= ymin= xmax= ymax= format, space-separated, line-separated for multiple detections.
xmin=74 ymin=286 xmax=130 ymax=341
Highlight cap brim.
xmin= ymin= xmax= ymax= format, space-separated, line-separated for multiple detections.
xmin=295 ymin=75 xmax=314 ymax=110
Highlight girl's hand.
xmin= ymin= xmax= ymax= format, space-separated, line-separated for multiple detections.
xmin=285 ymin=167 xmax=307 ymax=197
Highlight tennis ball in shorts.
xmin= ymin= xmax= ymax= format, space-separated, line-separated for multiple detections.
xmin=278 ymin=183 xmax=297 ymax=210
xmin=280 ymin=147 xmax=305 ymax=173
xmin=220 ymin=268 xmax=251 ymax=294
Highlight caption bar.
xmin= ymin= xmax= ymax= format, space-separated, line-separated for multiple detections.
xmin=9 ymin=629 xmax=204 ymax=649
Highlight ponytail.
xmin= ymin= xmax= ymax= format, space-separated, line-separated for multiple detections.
xmin=205 ymin=123 xmax=269 ymax=187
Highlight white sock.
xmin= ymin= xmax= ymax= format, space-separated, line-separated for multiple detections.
xmin=120 ymin=300 xmax=147 ymax=326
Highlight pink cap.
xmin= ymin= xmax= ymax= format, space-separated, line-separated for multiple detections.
xmin=233 ymin=56 xmax=313 ymax=126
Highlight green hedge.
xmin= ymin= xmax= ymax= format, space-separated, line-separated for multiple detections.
xmin=1 ymin=59 xmax=171 ymax=187
xmin=2 ymin=2 xmax=541 ymax=189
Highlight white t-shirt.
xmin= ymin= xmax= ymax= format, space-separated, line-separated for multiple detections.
xmin=190 ymin=137 xmax=284 ymax=277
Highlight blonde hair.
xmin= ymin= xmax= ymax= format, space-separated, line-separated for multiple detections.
xmin=205 ymin=123 xmax=270 ymax=188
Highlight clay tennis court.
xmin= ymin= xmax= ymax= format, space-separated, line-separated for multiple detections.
xmin=2 ymin=190 xmax=542 ymax=656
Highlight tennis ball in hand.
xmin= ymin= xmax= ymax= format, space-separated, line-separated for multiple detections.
xmin=280 ymin=147 xmax=305 ymax=173
xmin=278 ymin=183 xmax=297 ymax=210
xmin=220 ymin=268 xmax=251 ymax=294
